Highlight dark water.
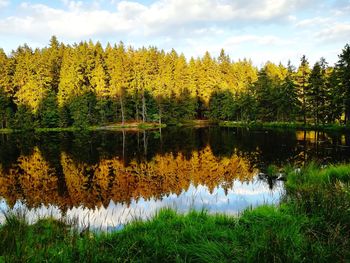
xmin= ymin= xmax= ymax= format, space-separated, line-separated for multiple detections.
xmin=1 ymin=127 xmax=350 ymax=229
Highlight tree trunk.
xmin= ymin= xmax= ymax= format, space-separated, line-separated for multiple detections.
xmin=345 ymin=108 xmax=349 ymax=125
xmin=136 ymin=102 xmax=139 ymax=122
xmin=142 ymin=88 xmax=146 ymax=123
xmin=159 ymin=105 xmax=162 ymax=141
xmin=119 ymin=96 xmax=125 ymax=125
xmin=158 ymin=106 xmax=162 ymax=126
xmin=122 ymin=130 xmax=125 ymax=160
xmin=143 ymin=130 xmax=147 ymax=156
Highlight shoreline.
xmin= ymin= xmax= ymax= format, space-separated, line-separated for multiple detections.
xmin=219 ymin=121 xmax=350 ymax=131
xmin=1 ymin=120 xmax=350 ymax=133
xmin=0 ymin=163 xmax=349 ymax=261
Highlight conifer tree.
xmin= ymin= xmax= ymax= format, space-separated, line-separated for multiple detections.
xmin=308 ymin=58 xmax=328 ymax=125
xmin=337 ymin=44 xmax=350 ymax=123
xmin=295 ymin=55 xmax=311 ymax=124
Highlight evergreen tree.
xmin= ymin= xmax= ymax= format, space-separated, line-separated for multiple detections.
xmin=277 ymin=61 xmax=298 ymax=121
xmin=337 ymin=44 xmax=350 ymax=123
xmin=0 ymin=38 xmax=349 ymax=128
xmin=295 ymin=55 xmax=311 ymax=124
xmin=12 ymin=105 xmax=34 ymax=130
xmin=255 ymin=68 xmax=276 ymax=121
xmin=308 ymin=58 xmax=328 ymax=125
xmin=328 ymin=68 xmax=343 ymax=122
xmin=38 ymin=91 xmax=60 ymax=128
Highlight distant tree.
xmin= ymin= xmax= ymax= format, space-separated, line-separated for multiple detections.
xmin=12 ymin=105 xmax=34 ymax=130
xmin=68 ymin=93 xmax=96 ymax=128
xmin=308 ymin=58 xmax=329 ymax=125
xmin=1 ymin=38 xmax=350 ymax=128
xmin=105 ymin=42 xmax=130 ymax=124
xmin=255 ymin=67 xmax=276 ymax=121
xmin=337 ymin=44 xmax=350 ymax=123
xmin=209 ymin=90 xmax=235 ymax=120
xmin=0 ymin=87 xmax=12 ymax=128
xmin=277 ymin=61 xmax=298 ymax=121
xmin=38 ymin=91 xmax=60 ymax=128
xmin=295 ymin=55 xmax=311 ymax=124
xmin=327 ymin=68 xmax=343 ymax=122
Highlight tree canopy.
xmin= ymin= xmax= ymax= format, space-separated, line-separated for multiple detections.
xmin=0 ymin=37 xmax=349 ymax=129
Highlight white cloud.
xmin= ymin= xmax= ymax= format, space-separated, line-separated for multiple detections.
xmin=0 ymin=4 xmax=134 ymax=39
xmin=0 ymin=0 xmax=311 ymax=40
xmin=224 ymin=35 xmax=289 ymax=46
xmin=0 ymin=0 xmax=8 ymax=8
xmin=316 ymin=23 xmax=350 ymax=42
xmin=0 ymin=0 xmax=347 ymax=66
xmin=296 ymin=17 xmax=332 ymax=27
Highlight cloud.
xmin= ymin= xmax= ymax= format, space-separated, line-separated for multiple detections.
xmin=0 ymin=0 xmax=346 ymax=66
xmin=224 ymin=35 xmax=289 ymax=46
xmin=296 ymin=17 xmax=332 ymax=27
xmin=0 ymin=4 xmax=133 ymax=39
xmin=0 ymin=0 xmax=8 ymax=8
xmin=316 ymin=23 xmax=350 ymax=42
xmin=0 ymin=0 xmax=312 ymax=40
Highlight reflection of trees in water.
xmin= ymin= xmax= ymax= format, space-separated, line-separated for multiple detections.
xmin=291 ymin=131 xmax=350 ymax=166
xmin=0 ymin=146 xmax=255 ymax=210
xmin=0 ymin=147 xmax=63 ymax=208
xmin=2 ymin=128 xmax=350 ymax=171
xmin=2 ymin=127 xmax=350 ymax=210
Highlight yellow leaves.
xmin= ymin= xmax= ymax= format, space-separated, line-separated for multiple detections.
xmin=2 ymin=147 xmax=60 ymax=208
xmin=264 ymin=61 xmax=288 ymax=83
xmin=0 ymin=145 xmax=256 ymax=210
xmin=91 ymin=62 xmax=108 ymax=98
xmin=15 ymin=76 xmax=49 ymax=113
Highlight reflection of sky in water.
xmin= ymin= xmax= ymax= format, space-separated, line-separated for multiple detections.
xmin=0 ymin=176 xmax=284 ymax=231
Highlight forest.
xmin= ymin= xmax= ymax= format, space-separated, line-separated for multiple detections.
xmin=0 ymin=36 xmax=349 ymax=130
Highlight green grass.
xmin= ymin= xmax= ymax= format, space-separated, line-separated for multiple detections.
xmin=1 ymin=164 xmax=350 ymax=262
xmin=137 ymin=123 xmax=167 ymax=129
xmin=175 ymin=120 xmax=217 ymax=127
xmin=219 ymin=121 xmax=350 ymax=131
xmin=35 ymin=127 xmax=81 ymax=132
xmin=0 ymin=123 xmax=167 ymax=133
xmin=2 ymin=120 xmax=350 ymax=133
xmin=0 ymin=128 xmax=13 ymax=133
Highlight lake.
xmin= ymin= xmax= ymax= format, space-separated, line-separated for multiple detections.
xmin=1 ymin=126 xmax=350 ymax=230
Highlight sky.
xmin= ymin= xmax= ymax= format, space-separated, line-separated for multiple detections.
xmin=0 ymin=0 xmax=349 ymax=67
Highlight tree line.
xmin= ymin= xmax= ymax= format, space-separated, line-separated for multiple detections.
xmin=0 ymin=36 xmax=349 ymax=129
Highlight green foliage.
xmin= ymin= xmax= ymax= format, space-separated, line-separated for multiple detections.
xmin=0 ymin=39 xmax=349 ymax=130
xmin=58 ymin=105 xmax=71 ymax=128
xmin=1 ymin=164 xmax=349 ymax=262
xmin=337 ymin=44 xmax=350 ymax=123
xmin=68 ymin=93 xmax=96 ymax=128
xmin=208 ymin=90 xmax=235 ymax=120
xmin=0 ymin=88 xmax=12 ymax=129
xmin=11 ymin=105 xmax=35 ymax=131
xmin=38 ymin=92 xmax=60 ymax=128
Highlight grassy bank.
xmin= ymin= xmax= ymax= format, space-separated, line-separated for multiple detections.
xmin=2 ymin=120 xmax=350 ymax=133
xmin=219 ymin=121 xmax=350 ymax=131
xmin=175 ymin=119 xmax=217 ymax=127
xmin=1 ymin=164 xmax=350 ymax=262
xmin=0 ymin=122 xmax=166 ymax=133
xmin=93 ymin=122 xmax=167 ymax=131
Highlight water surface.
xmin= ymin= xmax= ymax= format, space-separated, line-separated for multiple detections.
xmin=1 ymin=127 xmax=349 ymax=229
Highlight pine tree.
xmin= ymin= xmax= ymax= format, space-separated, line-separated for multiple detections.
xmin=295 ymin=55 xmax=311 ymax=124
xmin=308 ymin=58 xmax=329 ymax=125
xmin=13 ymin=48 xmax=51 ymax=114
xmin=337 ymin=44 xmax=350 ymax=123
xmin=38 ymin=91 xmax=60 ymax=128
xmin=278 ymin=61 xmax=298 ymax=121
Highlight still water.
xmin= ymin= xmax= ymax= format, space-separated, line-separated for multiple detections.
xmin=1 ymin=127 xmax=350 ymax=230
